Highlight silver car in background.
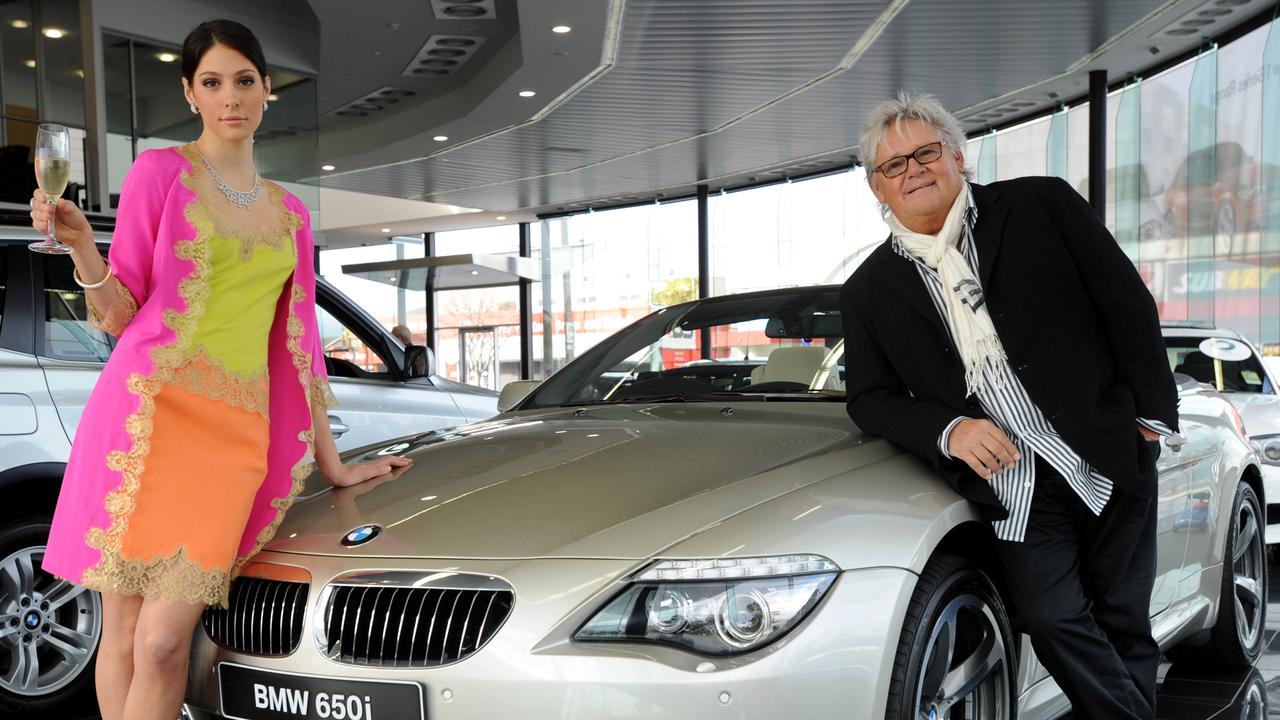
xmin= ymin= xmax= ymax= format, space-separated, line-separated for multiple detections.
xmin=182 ymin=285 xmax=1264 ymax=720
xmin=0 ymin=223 xmax=496 ymax=716
xmin=1162 ymin=323 xmax=1280 ymax=543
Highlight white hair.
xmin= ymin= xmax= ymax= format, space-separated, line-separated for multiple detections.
xmin=859 ymin=91 xmax=971 ymax=181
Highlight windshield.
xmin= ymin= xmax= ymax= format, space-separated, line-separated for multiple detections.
xmin=1164 ymin=337 xmax=1274 ymax=394
xmin=522 ymin=287 xmax=845 ymax=408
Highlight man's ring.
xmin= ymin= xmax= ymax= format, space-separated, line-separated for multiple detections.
xmin=29 ymin=198 xmax=35 ymax=210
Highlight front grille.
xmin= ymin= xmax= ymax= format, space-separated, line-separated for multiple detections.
xmin=203 ymin=577 xmax=309 ymax=656
xmin=321 ymin=585 xmax=513 ymax=667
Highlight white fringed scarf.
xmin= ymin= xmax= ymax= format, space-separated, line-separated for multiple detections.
xmin=886 ymin=186 xmax=1007 ymax=395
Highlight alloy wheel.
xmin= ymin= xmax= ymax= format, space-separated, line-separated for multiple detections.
xmin=0 ymin=545 xmax=101 ymax=697
xmin=1231 ymin=499 xmax=1264 ymax=652
xmin=913 ymin=593 xmax=1010 ymax=720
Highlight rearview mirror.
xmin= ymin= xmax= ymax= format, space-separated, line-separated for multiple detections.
xmin=498 ymin=380 xmax=542 ymax=412
xmin=404 ymin=345 xmax=435 ymax=378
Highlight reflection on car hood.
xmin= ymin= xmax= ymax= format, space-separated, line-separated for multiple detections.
xmin=1225 ymin=392 xmax=1280 ymax=437
xmin=267 ymin=404 xmax=885 ymax=559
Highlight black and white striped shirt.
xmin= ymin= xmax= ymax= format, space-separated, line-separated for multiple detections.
xmin=890 ymin=189 xmax=1168 ymax=541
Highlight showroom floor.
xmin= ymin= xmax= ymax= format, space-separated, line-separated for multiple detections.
xmin=1095 ymin=551 xmax=1280 ymax=720
xmin=73 ymin=556 xmax=1280 ymax=720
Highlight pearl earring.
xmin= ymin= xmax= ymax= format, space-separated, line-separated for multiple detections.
xmin=189 ymin=103 xmax=198 ymax=114
xmin=262 ymin=101 xmax=269 ymax=112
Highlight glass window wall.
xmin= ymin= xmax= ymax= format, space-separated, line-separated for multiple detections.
xmin=432 ymin=224 xmax=522 ymax=390
xmin=533 ymin=200 xmax=698 ymax=379
xmin=709 ymin=168 xmax=887 ymax=296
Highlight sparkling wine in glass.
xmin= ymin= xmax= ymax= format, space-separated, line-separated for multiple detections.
xmin=29 ymin=123 xmax=73 ymax=255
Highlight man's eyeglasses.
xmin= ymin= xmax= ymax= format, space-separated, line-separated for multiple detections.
xmin=872 ymin=141 xmax=948 ymax=179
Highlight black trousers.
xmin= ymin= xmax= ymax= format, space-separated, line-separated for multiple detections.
xmin=993 ymin=454 xmax=1160 ymax=720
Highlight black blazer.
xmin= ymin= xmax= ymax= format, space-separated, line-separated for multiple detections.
xmin=840 ymin=176 xmax=1179 ymax=516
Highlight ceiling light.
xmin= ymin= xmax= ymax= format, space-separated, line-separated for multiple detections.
xmin=518 ymin=90 xmax=536 ymax=98
xmin=42 ymin=27 xmax=65 ymax=39
xmin=495 ymin=216 xmax=506 ymax=220
xmin=321 ymin=164 xmax=336 ymax=171
xmin=381 ymin=228 xmax=391 ymax=233
xmin=470 ymin=270 xmax=479 ymax=275
xmin=552 ymin=25 xmax=572 ymax=33
xmin=433 ymin=135 xmax=448 ymax=141
xmin=156 ymin=52 xmax=177 ymax=63
xmin=23 ymin=59 xmax=35 ymax=68
xmin=268 ymin=94 xmax=279 ymax=101
xmin=10 ymin=19 xmax=29 ymax=29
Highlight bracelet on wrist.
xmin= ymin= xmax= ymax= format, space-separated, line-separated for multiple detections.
xmin=73 ymin=260 xmax=113 ymax=290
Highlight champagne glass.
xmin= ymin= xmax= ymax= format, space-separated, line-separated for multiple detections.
xmin=29 ymin=123 xmax=73 ymax=255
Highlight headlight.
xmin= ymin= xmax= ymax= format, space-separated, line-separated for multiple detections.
xmin=1251 ymin=435 xmax=1280 ymax=466
xmin=575 ymin=555 xmax=839 ymax=656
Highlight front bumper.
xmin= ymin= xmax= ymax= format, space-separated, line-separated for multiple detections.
xmin=183 ymin=552 xmax=916 ymax=719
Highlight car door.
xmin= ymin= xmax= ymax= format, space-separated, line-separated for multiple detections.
xmin=0 ymin=244 xmax=75 ymax=468
xmin=1175 ymin=391 xmax=1241 ymax=598
xmin=314 ymin=288 xmax=472 ymax=451
xmin=33 ymin=251 xmax=116 ymax=444
xmin=1149 ymin=411 xmax=1196 ymax=616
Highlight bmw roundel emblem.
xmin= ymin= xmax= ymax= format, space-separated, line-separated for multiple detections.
xmin=341 ymin=524 xmax=382 ymax=547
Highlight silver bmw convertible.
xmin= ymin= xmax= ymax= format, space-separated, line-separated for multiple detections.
xmin=181 ymin=286 xmax=1265 ymax=720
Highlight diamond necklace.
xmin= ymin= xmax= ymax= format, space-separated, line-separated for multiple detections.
xmin=194 ymin=145 xmax=261 ymax=209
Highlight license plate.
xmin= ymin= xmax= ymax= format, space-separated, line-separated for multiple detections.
xmin=218 ymin=662 xmax=424 ymax=720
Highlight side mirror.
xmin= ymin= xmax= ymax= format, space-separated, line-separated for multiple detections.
xmin=404 ymin=345 xmax=435 ymax=379
xmin=498 ymin=380 xmax=541 ymax=412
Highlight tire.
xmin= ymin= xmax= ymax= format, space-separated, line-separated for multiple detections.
xmin=1166 ymin=481 xmax=1266 ymax=667
xmin=0 ymin=516 xmax=102 ymax=716
xmin=884 ymin=552 xmax=1017 ymax=720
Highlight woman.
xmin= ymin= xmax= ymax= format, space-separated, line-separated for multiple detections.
xmin=30 ymin=20 xmax=411 ymax=720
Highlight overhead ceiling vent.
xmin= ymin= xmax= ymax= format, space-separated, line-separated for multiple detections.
xmin=964 ymin=98 xmax=1041 ymax=125
xmin=431 ymin=0 xmax=496 ymax=20
xmin=328 ymin=86 xmax=418 ymax=119
xmin=401 ymin=35 xmax=487 ymax=78
xmin=1153 ymin=0 xmax=1254 ymax=38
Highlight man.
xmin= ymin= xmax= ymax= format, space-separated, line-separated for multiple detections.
xmin=841 ymin=92 xmax=1177 ymax=719
xmin=390 ymin=324 xmax=414 ymax=347
xmin=391 ymin=324 xmax=429 ymax=376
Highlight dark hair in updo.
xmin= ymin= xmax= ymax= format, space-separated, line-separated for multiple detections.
xmin=181 ymin=19 xmax=268 ymax=83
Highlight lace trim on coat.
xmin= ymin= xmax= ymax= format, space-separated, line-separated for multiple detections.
xmin=87 ymin=277 xmax=140 ymax=337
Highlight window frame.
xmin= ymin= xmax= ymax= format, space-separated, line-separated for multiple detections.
xmin=33 ymin=243 xmax=116 ymax=364
xmin=315 ymin=278 xmax=421 ymax=385
xmin=0 ymin=242 xmax=32 ymax=353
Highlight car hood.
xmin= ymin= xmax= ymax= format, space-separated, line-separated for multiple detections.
xmin=267 ymin=403 xmax=884 ymax=560
xmin=1225 ymin=392 xmax=1280 ymax=437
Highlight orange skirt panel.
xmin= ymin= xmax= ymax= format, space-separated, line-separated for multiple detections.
xmin=118 ymin=383 xmax=269 ymax=574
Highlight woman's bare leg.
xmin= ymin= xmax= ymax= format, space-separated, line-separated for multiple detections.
xmin=95 ymin=592 xmax=142 ymax=720
xmin=120 ymin=596 xmax=206 ymax=720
